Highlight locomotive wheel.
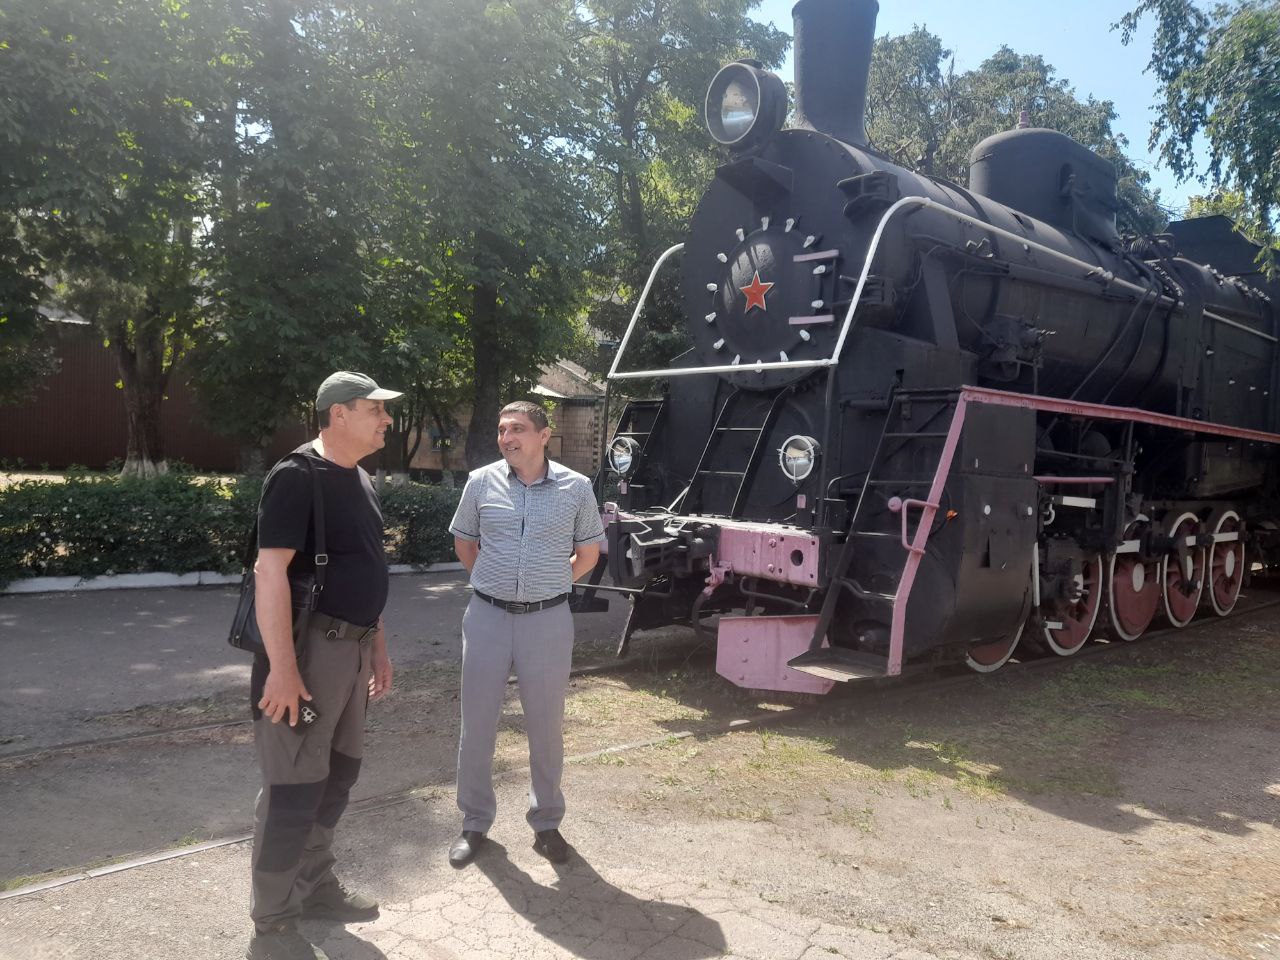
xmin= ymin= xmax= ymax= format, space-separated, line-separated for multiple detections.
xmin=1207 ymin=511 xmax=1245 ymax=616
xmin=1042 ymin=553 xmax=1103 ymax=656
xmin=1159 ymin=512 xmax=1206 ymax=628
xmin=1106 ymin=522 xmax=1161 ymax=641
xmin=964 ymin=621 xmax=1025 ymax=674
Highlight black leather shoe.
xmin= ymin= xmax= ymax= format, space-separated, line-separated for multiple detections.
xmin=300 ymin=881 xmax=379 ymax=923
xmin=532 ymin=829 xmax=570 ymax=864
xmin=448 ymin=830 xmax=486 ymax=867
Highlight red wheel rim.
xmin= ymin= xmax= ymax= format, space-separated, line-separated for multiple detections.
xmin=965 ymin=622 xmax=1024 ymax=673
xmin=1043 ymin=554 xmax=1102 ymax=655
xmin=1209 ymin=513 xmax=1244 ymax=616
xmin=1161 ymin=513 xmax=1205 ymax=628
xmin=1108 ymin=524 xmax=1160 ymax=641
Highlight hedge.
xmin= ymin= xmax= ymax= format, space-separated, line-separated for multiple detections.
xmin=0 ymin=471 xmax=462 ymax=587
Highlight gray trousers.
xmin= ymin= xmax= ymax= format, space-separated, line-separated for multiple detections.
xmin=249 ymin=618 xmax=372 ymax=931
xmin=456 ymin=596 xmax=574 ymax=833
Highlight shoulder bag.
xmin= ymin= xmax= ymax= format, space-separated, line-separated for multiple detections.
xmin=227 ymin=451 xmax=328 ymax=656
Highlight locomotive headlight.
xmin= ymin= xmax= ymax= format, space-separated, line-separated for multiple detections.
xmin=779 ymin=435 xmax=820 ymax=483
xmin=608 ymin=436 xmax=641 ymax=477
xmin=705 ymin=61 xmax=786 ymax=151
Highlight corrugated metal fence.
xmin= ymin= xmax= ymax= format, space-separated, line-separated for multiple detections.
xmin=0 ymin=325 xmax=307 ymax=471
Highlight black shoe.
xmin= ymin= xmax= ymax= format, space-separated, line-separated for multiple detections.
xmin=300 ymin=880 xmax=380 ymax=923
xmin=247 ymin=924 xmax=328 ymax=960
xmin=448 ymin=830 xmax=486 ymax=867
xmin=532 ymin=828 xmax=570 ymax=864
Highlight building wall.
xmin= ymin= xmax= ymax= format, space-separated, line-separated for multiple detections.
xmin=556 ymin=398 xmax=604 ymax=476
xmin=0 ymin=325 xmax=306 ymax=471
xmin=409 ymin=397 xmax=605 ymax=478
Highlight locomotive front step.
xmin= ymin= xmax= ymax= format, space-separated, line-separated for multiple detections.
xmin=786 ymin=646 xmax=890 ymax=682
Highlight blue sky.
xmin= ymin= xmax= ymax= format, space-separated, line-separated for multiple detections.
xmin=752 ymin=0 xmax=1211 ymax=216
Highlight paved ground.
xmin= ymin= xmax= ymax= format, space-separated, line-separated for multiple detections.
xmin=1 ymin=578 xmax=1277 ymax=960
xmin=0 ymin=777 xmax=963 ymax=960
xmin=0 ymin=572 xmax=623 ymax=754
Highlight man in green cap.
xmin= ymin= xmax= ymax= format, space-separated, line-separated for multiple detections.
xmin=247 ymin=371 xmax=402 ymax=960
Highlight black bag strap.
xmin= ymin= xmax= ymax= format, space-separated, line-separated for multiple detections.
xmin=308 ymin=453 xmax=326 ymax=609
xmin=241 ymin=447 xmax=329 ymax=610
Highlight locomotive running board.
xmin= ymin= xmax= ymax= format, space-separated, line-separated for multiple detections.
xmin=789 ymin=384 xmax=1280 ymax=683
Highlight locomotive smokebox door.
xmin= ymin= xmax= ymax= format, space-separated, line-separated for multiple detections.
xmin=905 ymin=404 xmax=1038 ymax=657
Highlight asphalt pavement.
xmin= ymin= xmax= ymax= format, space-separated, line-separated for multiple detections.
xmin=0 ymin=576 xmax=951 ymax=960
xmin=0 ymin=572 xmax=616 ymax=755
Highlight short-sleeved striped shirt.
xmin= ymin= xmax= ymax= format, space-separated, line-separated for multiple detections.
xmin=448 ymin=458 xmax=606 ymax=602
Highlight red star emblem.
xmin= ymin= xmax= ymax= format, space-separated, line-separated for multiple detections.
xmin=739 ymin=271 xmax=774 ymax=312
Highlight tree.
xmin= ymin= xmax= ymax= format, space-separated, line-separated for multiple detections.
xmin=0 ymin=0 xmax=225 ymax=475
xmin=0 ymin=2 xmax=114 ymax=403
xmin=865 ymin=32 xmax=1167 ymax=234
xmin=576 ymin=0 xmax=789 ymax=375
xmin=364 ymin=246 xmax=472 ymax=474
xmin=377 ymin=0 xmax=600 ymax=468
xmin=0 ymin=219 xmax=57 ymax=406
xmin=1117 ymin=0 xmax=1280 ymax=264
xmin=192 ymin=1 xmax=386 ymax=463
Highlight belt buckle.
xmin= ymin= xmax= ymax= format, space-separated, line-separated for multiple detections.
xmin=505 ymin=600 xmax=524 ymax=614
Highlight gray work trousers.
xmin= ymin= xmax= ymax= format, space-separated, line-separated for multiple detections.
xmin=456 ymin=596 xmax=574 ymax=833
xmin=249 ymin=618 xmax=373 ymax=931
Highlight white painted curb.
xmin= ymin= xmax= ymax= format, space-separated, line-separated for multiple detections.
xmin=2 ymin=562 xmax=464 ymax=596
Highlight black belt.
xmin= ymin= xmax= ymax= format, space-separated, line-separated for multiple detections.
xmin=473 ymin=590 xmax=568 ymax=615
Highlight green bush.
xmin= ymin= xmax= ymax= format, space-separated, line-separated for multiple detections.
xmin=0 ymin=473 xmax=461 ymax=586
xmin=379 ymin=481 xmax=463 ymax=566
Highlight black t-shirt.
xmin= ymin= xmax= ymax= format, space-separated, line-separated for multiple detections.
xmin=257 ymin=442 xmax=388 ymax=627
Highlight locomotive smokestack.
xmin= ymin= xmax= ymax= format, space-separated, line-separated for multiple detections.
xmin=792 ymin=0 xmax=878 ymax=146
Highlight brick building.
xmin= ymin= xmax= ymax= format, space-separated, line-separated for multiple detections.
xmin=409 ymin=360 xmax=607 ymax=478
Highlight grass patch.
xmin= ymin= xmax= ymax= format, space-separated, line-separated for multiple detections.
xmin=831 ymin=804 xmax=876 ymax=833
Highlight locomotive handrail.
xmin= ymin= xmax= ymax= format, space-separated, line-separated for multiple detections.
xmin=608 ymin=195 xmax=1276 ymax=383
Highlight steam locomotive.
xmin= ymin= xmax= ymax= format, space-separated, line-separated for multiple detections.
xmin=580 ymin=0 xmax=1280 ymax=693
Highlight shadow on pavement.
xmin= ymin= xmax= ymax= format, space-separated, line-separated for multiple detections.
xmin=474 ymin=840 xmax=726 ymax=959
xmin=307 ymin=924 xmax=390 ymax=960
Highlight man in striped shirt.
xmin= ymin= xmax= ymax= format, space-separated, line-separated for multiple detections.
xmin=446 ymin=401 xmax=605 ymax=866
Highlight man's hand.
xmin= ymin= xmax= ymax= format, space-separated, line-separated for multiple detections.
xmin=368 ymin=618 xmax=393 ymax=701
xmin=369 ymin=648 xmax=393 ymax=700
xmin=259 ymin=664 xmax=313 ymax=726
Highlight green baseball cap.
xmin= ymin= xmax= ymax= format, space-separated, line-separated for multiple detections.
xmin=315 ymin=371 xmax=404 ymax=410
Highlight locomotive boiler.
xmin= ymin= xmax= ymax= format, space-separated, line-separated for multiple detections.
xmin=579 ymin=0 xmax=1280 ymax=692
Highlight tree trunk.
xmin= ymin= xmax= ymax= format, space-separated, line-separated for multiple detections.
xmin=464 ymin=280 xmax=501 ymax=469
xmin=239 ymin=444 xmax=266 ymax=475
xmin=110 ymin=319 xmax=169 ymax=479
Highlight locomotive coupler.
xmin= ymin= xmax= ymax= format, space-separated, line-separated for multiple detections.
xmin=606 ymin=513 xmax=718 ymax=587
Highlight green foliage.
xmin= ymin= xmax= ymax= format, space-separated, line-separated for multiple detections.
xmin=865 ymin=32 xmax=1167 ymax=234
xmin=1 ymin=0 xmax=230 ymax=469
xmin=192 ymin=1 xmax=386 ymax=450
xmin=575 ymin=0 xmax=790 ymax=375
xmin=0 ymin=473 xmax=256 ymax=585
xmin=378 ymin=481 xmax=464 ymax=567
xmin=1118 ymin=0 xmax=1280 ymax=230
xmin=0 ymin=474 xmax=462 ymax=586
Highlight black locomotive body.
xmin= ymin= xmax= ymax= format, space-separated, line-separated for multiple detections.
xmin=587 ymin=0 xmax=1280 ymax=690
